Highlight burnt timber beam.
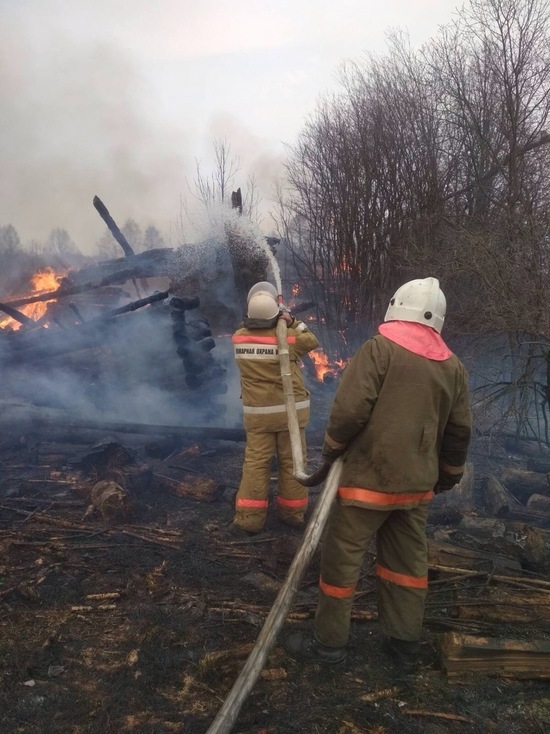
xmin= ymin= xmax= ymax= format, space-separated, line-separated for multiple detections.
xmin=93 ymin=195 xmax=135 ymax=257
xmin=0 ymin=302 xmax=42 ymax=328
xmin=42 ymin=417 xmax=247 ymax=443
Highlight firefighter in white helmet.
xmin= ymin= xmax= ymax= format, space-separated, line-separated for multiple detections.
xmin=231 ymin=284 xmax=319 ymax=534
xmin=285 ymin=277 xmax=471 ymax=669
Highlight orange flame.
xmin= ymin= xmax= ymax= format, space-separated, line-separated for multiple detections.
xmin=0 ymin=267 xmax=63 ymax=331
xmin=309 ymin=349 xmax=348 ymax=382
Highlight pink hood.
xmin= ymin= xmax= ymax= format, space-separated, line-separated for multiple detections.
xmin=378 ymin=320 xmax=452 ymax=361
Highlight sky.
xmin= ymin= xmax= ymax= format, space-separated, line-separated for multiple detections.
xmin=0 ymin=0 xmax=463 ymax=253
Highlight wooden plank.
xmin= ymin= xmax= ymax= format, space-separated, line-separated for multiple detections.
xmin=442 ymin=632 xmax=550 ymax=678
xmin=452 ymin=587 xmax=550 ymax=624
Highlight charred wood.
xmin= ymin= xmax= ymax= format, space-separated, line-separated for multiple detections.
xmin=2 ymin=292 xmax=169 ymax=363
xmin=527 ymin=494 xmax=550 ymax=514
xmin=457 ymin=516 xmax=549 ymax=566
xmin=428 ymin=539 xmax=522 ymax=574
xmin=0 ymin=302 xmax=42 ymax=328
xmin=526 ymin=457 xmax=550 ymax=474
xmin=441 ymin=632 xmax=550 ymax=679
xmin=93 ymin=196 xmax=135 ymax=257
xmin=451 ymin=587 xmax=550 ymax=625
xmin=482 ymin=476 xmax=522 ymax=516
xmin=66 ymin=248 xmax=175 ymax=287
xmin=89 ymin=480 xmax=133 ymax=523
xmin=500 ymin=467 xmax=550 ymax=503
xmin=42 ymin=418 xmax=246 ymax=443
xmin=0 ymin=403 xmax=247 ymax=443
xmin=78 ymin=442 xmax=135 ymax=475
xmin=170 ymin=296 xmax=201 ymax=312
xmin=4 ymin=277 xmax=134 ymax=309
xmin=503 ymin=437 xmax=550 ymax=459
xmin=154 ymin=472 xmax=225 ymax=502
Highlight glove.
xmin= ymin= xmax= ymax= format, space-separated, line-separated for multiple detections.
xmin=278 ymin=308 xmax=293 ymax=325
xmin=433 ymin=473 xmax=462 ymax=494
xmin=321 ymin=441 xmax=346 ymax=464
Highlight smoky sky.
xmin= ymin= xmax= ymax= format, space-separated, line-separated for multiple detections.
xmin=0 ymin=0 xmax=459 ymax=253
xmin=0 ymin=1 xmax=285 ymax=253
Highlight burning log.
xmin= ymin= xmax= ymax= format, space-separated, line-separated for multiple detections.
xmin=89 ymin=290 xmax=169 ymax=321
xmin=441 ymin=632 xmax=550 ymax=679
xmin=0 ymin=302 xmax=43 ymax=329
xmin=495 ymin=505 xmax=550 ymax=530
xmin=3 ymin=291 xmax=169 ymax=363
xmin=4 ymin=272 xmax=140 ymax=310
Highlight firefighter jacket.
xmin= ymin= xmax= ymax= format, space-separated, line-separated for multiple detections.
xmin=323 ymin=320 xmax=472 ymax=510
xmin=232 ymin=317 xmax=319 ymax=433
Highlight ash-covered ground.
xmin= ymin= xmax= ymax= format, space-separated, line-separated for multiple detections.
xmin=1 ymin=416 xmax=549 ymax=734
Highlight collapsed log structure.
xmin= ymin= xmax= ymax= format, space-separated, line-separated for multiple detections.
xmin=0 ymin=194 xmax=276 ymax=419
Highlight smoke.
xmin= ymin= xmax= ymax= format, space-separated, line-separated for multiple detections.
xmin=0 ymin=201 xmax=280 ymax=431
xmin=0 ymin=3 xmax=285 ymax=254
xmin=0 ymin=298 xmax=242 ymax=430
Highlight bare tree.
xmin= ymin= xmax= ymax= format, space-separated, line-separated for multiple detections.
xmin=277 ymin=0 xmax=550 ymax=438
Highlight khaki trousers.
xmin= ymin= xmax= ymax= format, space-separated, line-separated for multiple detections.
xmin=314 ymin=501 xmax=429 ymax=646
xmin=234 ymin=428 xmax=308 ymax=532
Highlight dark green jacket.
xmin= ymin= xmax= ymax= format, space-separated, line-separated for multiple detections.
xmin=325 ymin=330 xmax=471 ymax=508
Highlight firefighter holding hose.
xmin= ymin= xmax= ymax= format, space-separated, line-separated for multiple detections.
xmin=231 ymin=282 xmax=319 ymax=535
xmin=285 ymin=277 xmax=472 ymax=670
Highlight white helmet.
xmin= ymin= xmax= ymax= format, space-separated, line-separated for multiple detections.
xmin=384 ymin=277 xmax=446 ymax=333
xmin=247 ymin=281 xmax=279 ymax=303
xmin=247 ymin=292 xmax=280 ymax=320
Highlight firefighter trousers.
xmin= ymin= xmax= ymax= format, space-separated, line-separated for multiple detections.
xmin=234 ymin=428 xmax=308 ymax=532
xmin=314 ymin=501 xmax=429 ymax=646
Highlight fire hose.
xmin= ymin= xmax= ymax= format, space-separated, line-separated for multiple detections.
xmin=206 ymin=314 xmax=341 ymax=734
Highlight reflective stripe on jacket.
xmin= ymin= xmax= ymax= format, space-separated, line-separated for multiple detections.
xmin=232 ymin=320 xmax=319 ymax=412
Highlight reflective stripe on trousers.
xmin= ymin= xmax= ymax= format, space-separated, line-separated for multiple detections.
xmin=314 ymin=501 xmax=429 ymax=646
xmin=234 ymin=428 xmax=308 ymax=532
